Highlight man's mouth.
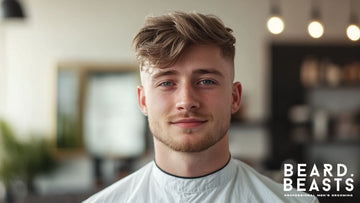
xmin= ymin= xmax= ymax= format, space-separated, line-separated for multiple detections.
xmin=170 ymin=118 xmax=207 ymax=129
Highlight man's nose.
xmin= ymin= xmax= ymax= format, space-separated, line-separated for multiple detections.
xmin=175 ymin=84 xmax=200 ymax=111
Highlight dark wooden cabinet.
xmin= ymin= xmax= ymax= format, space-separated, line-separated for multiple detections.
xmin=269 ymin=44 xmax=360 ymax=168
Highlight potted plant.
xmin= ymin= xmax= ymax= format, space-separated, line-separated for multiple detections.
xmin=0 ymin=120 xmax=56 ymax=202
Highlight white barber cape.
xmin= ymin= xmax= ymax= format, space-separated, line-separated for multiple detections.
xmin=84 ymin=158 xmax=318 ymax=203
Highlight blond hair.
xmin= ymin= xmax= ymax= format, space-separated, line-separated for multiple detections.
xmin=133 ymin=11 xmax=236 ymax=70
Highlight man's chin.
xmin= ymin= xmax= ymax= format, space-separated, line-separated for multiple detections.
xmin=154 ymin=134 xmax=219 ymax=153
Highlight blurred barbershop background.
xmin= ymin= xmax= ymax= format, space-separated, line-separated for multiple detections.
xmin=0 ymin=0 xmax=360 ymax=202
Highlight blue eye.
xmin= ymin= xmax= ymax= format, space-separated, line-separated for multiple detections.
xmin=160 ymin=81 xmax=173 ymax=87
xmin=199 ymin=79 xmax=216 ymax=85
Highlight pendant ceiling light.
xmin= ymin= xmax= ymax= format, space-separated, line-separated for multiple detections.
xmin=346 ymin=0 xmax=360 ymax=41
xmin=267 ymin=0 xmax=285 ymax=35
xmin=308 ymin=0 xmax=324 ymax=39
xmin=1 ymin=0 xmax=25 ymax=19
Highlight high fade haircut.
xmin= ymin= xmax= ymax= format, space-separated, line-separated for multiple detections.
xmin=133 ymin=11 xmax=236 ymax=71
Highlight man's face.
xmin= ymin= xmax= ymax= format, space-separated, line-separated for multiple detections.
xmin=138 ymin=44 xmax=241 ymax=153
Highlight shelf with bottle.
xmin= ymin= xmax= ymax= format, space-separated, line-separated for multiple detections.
xmin=288 ymin=104 xmax=360 ymax=145
xmin=300 ymin=57 xmax=360 ymax=88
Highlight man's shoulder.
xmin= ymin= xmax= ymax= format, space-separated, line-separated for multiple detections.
xmin=231 ymin=159 xmax=318 ymax=203
xmin=83 ymin=161 xmax=154 ymax=203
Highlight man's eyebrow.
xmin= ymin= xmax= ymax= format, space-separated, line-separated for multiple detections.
xmin=193 ymin=68 xmax=224 ymax=77
xmin=151 ymin=70 xmax=179 ymax=80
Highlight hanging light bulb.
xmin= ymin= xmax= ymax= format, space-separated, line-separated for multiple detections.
xmin=346 ymin=0 xmax=360 ymax=41
xmin=267 ymin=16 xmax=285 ymax=35
xmin=267 ymin=0 xmax=285 ymax=35
xmin=346 ymin=24 xmax=360 ymax=41
xmin=308 ymin=0 xmax=324 ymax=39
xmin=308 ymin=21 xmax=324 ymax=38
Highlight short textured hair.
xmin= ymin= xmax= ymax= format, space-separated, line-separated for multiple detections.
xmin=133 ymin=11 xmax=236 ymax=70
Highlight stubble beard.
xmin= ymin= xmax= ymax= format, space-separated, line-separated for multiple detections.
xmin=148 ymin=114 xmax=231 ymax=153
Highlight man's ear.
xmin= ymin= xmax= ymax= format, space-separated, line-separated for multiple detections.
xmin=137 ymin=85 xmax=148 ymax=116
xmin=231 ymin=82 xmax=242 ymax=114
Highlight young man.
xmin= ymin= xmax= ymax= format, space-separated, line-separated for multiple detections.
xmin=84 ymin=11 xmax=318 ymax=202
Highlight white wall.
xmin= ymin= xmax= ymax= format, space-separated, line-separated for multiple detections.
xmin=0 ymin=26 xmax=5 ymax=118
xmin=0 ymin=0 xmax=355 ymax=137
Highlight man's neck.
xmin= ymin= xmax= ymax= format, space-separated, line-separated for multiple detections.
xmin=154 ymin=135 xmax=231 ymax=178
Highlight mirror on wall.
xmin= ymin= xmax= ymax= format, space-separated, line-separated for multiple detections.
xmin=56 ymin=62 xmax=146 ymax=158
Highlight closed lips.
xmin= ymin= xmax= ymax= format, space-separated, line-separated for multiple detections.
xmin=170 ymin=119 xmax=207 ymax=128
